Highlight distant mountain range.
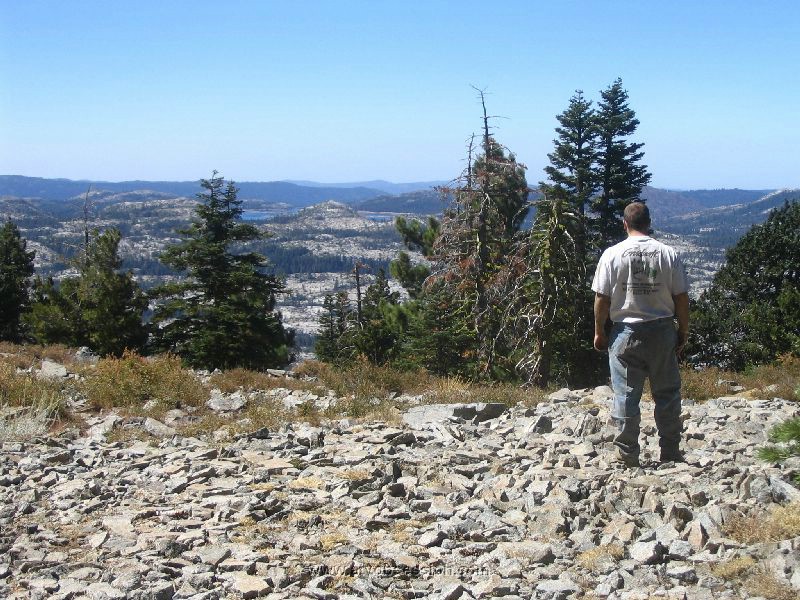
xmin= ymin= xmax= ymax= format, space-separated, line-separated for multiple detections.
xmin=657 ymin=188 xmax=800 ymax=247
xmin=0 ymin=175 xmax=382 ymax=207
xmin=283 ymin=179 xmax=446 ymax=195
xmin=0 ymin=175 xmax=796 ymax=333
xmin=1 ymin=176 xmax=796 ymax=239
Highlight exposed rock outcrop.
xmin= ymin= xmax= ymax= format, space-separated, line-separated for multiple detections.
xmin=1 ymin=384 xmax=798 ymax=599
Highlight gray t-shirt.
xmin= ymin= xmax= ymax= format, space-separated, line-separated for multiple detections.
xmin=591 ymin=235 xmax=689 ymax=323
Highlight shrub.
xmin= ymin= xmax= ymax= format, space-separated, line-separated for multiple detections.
xmin=725 ymin=502 xmax=800 ymax=544
xmin=299 ymin=358 xmax=432 ymax=401
xmin=0 ymin=362 xmax=66 ymax=415
xmin=743 ymin=569 xmax=797 ymax=600
xmin=689 ymin=200 xmax=800 ymax=370
xmin=83 ymin=351 xmax=207 ymax=410
xmin=758 ymin=417 xmax=800 ymax=484
xmin=0 ymin=342 xmax=79 ymax=371
xmin=0 ymin=362 xmax=66 ymax=440
xmin=709 ymin=556 xmax=756 ymax=580
xmin=208 ymin=368 xmax=284 ymax=394
xmin=681 ymin=355 xmax=800 ymax=402
xmin=709 ymin=557 xmax=795 ymax=600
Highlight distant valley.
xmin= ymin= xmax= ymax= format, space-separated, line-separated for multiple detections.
xmin=1 ymin=175 xmax=797 ymax=349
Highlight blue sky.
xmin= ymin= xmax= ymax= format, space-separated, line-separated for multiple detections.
xmin=1 ymin=1 xmax=798 ymax=189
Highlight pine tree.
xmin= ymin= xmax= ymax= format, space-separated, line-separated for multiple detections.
xmin=79 ymin=229 xmax=148 ymax=356
xmin=151 ymin=172 xmax=293 ymax=370
xmin=543 ymin=90 xmax=598 ymax=215
xmin=350 ymin=269 xmax=399 ymax=365
xmin=315 ymin=294 xmax=340 ymax=363
xmin=26 ymin=276 xmax=80 ymax=346
xmin=404 ymin=282 xmax=473 ymax=376
xmin=593 ymin=78 xmax=652 ymax=246
xmin=433 ymin=91 xmax=530 ymax=377
xmin=390 ymin=216 xmax=439 ymax=299
xmin=498 ymin=189 xmax=584 ymax=386
xmin=315 ymin=291 xmax=353 ymax=364
xmin=540 ymin=90 xmax=609 ymax=387
xmin=690 ymin=200 xmax=800 ymax=369
xmin=0 ymin=221 xmax=35 ymax=342
xmin=25 ymin=228 xmax=147 ymax=355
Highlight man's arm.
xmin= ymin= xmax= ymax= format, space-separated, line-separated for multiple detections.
xmin=594 ymin=292 xmax=611 ymax=351
xmin=673 ymin=292 xmax=689 ymax=358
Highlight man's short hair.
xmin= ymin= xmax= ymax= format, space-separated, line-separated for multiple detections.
xmin=624 ymin=202 xmax=651 ymax=231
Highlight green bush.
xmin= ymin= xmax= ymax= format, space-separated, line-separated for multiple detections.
xmin=83 ymin=351 xmax=207 ymax=410
xmin=758 ymin=417 xmax=800 ymax=485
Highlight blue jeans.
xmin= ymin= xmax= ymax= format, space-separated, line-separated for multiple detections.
xmin=608 ymin=317 xmax=682 ymax=460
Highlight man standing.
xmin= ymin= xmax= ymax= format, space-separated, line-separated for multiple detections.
xmin=592 ymin=202 xmax=690 ymax=467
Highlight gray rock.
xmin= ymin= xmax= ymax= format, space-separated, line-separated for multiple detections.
xmin=37 ymin=359 xmax=68 ymax=379
xmin=206 ymin=389 xmax=247 ymax=412
xmin=433 ymin=582 xmax=465 ymax=600
xmin=86 ymin=582 xmax=126 ymax=599
xmin=769 ymin=475 xmax=800 ymax=503
xmin=418 ymin=529 xmax=447 ymax=547
xmin=548 ymin=388 xmax=581 ymax=403
xmin=472 ymin=574 xmax=515 ymax=598
xmin=3 ymin=368 xmax=800 ymax=600
xmin=143 ymin=417 xmax=176 ymax=438
xmin=87 ymin=414 xmax=121 ymax=440
xmin=535 ymin=577 xmax=580 ymax=598
xmin=531 ymin=415 xmax=554 ymax=433
xmin=629 ymin=540 xmax=665 ymax=564
xmin=228 ymin=573 xmax=271 ymax=599
xmin=667 ymin=539 xmax=693 ymax=560
xmin=666 ymin=565 xmax=698 ymax=583
xmin=402 ymin=402 xmax=506 ymax=427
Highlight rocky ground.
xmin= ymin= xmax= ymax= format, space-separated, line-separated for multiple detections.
xmin=1 ymin=379 xmax=799 ymax=599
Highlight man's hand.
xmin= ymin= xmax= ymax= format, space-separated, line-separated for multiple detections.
xmin=593 ymin=293 xmax=611 ymax=353
xmin=673 ymin=293 xmax=690 ymax=360
xmin=594 ymin=333 xmax=608 ymax=352
xmin=676 ymin=330 xmax=688 ymax=360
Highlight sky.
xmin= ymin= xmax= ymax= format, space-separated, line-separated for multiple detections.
xmin=1 ymin=1 xmax=798 ymax=189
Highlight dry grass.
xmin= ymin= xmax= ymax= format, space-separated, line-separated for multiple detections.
xmin=208 ymin=367 xmax=314 ymax=394
xmin=239 ymin=396 xmax=291 ymax=430
xmin=0 ymin=362 xmax=67 ymax=440
xmin=176 ymin=395 xmax=290 ymax=440
xmin=338 ymin=468 xmax=371 ymax=481
xmin=0 ymin=342 xmax=79 ymax=370
xmin=725 ymin=502 xmax=800 ymax=544
xmin=173 ymin=412 xmax=230 ymax=440
xmin=709 ymin=556 xmax=757 ymax=580
xmin=320 ymin=531 xmax=350 ymax=551
xmin=296 ymin=359 xmax=536 ymax=423
xmin=288 ymin=476 xmax=326 ymax=490
xmin=106 ymin=426 xmax=159 ymax=446
xmin=0 ymin=362 xmax=66 ymax=414
xmin=299 ymin=359 xmax=433 ymax=400
xmin=682 ymin=354 xmax=800 ymax=402
xmin=424 ymin=376 xmax=538 ymax=409
xmin=744 ymin=569 xmax=798 ymax=600
xmin=82 ymin=351 xmax=208 ymax=411
xmin=389 ymin=519 xmax=428 ymax=544
xmin=576 ymin=544 xmax=625 ymax=571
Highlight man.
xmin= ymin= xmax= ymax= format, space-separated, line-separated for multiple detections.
xmin=592 ymin=202 xmax=690 ymax=467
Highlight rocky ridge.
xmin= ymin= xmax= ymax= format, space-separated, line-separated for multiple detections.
xmin=1 ymin=377 xmax=799 ymax=599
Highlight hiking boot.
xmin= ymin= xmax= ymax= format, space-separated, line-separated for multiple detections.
xmin=613 ymin=447 xmax=640 ymax=468
xmin=659 ymin=450 xmax=685 ymax=464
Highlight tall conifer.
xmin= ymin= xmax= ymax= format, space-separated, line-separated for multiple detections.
xmin=151 ymin=173 xmax=293 ymax=370
xmin=593 ymin=78 xmax=651 ymax=245
xmin=0 ymin=221 xmax=35 ymax=342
